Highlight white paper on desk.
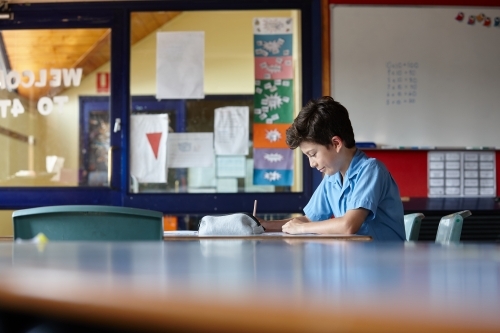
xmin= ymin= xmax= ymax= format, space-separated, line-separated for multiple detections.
xmin=216 ymin=156 xmax=246 ymax=178
xmin=263 ymin=232 xmax=320 ymax=236
xmin=214 ymin=106 xmax=249 ymax=155
xmin=130 ymin=114 xmax=169 ymax=183
xmin=167 ymin=133 xmax=214 ymax=168
xmin=156 ymin=31 xmax=204 ymax=99
xmin=164 ymin=230 xmax=198 ymax=237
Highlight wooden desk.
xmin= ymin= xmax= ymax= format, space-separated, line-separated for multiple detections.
xmin=0 ymin=241 xmax=499 ymax=332
xmin=0 ymin=232 xmax=372 ymax=242
xmin=163 ymin=231 xmax=372 ymax=241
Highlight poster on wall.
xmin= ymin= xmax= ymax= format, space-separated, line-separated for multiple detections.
xmin=253 ymin=17 xmax=294 ymax=186
xmin=254 ymin=79 xmax=294 ymax=124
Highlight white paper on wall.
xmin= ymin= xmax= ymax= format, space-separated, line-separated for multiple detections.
xmin=216 ymin=178 xmax=238 ymax=193
xmin=216 ymin=156 xmax=246 ymax=178
xmin=156 ymin=31 xmax=205 ymax=99
xmin=167 ymin=133 xmax=214 ymax=168
xmin=188 ymin=165 xmax=216 ymax=188
xmin=130 ymin=114 xmax=169 ymax=183
xmin=214 ymin=106 xmax=249 ymax=155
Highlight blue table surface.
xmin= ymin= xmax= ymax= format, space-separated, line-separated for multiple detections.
xmin=0 ymin=240 xmax=499 ymax=332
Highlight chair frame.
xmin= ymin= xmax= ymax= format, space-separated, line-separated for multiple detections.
xmin=435 ymin=210 xmax=471 ymax=244
xmin=13 ymin=205 xmax=164 ymax=241
xmin=404 ymin=213 xmax=425 ymax=241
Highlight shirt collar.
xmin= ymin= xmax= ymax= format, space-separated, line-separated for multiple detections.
xmin=327 ymin=149 xmax=366 ymax=185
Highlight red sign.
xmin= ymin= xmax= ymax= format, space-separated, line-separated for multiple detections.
xmin=96 ymin=72 xmax=110 ymax=93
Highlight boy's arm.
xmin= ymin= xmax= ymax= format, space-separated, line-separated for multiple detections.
xmin=258 ymin=215 xmax=310 ymax=232
xmin=282 ymin=208 xmax=368 ymax=234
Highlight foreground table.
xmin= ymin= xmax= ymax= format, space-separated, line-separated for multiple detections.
xmin=0 ymin=240 xmax=499 ymax=332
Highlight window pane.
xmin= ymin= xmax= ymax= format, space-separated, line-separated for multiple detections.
xmin=0 ymin=28 xmax=111 ymax=187
xmin=0 ymin=210 xmax=13 ymax=236
xmin=129 ymin=10 xmax=303 ymax=194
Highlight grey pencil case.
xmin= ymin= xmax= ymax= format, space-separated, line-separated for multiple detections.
xmin=198 ymin=213 xmax=265 ymax=236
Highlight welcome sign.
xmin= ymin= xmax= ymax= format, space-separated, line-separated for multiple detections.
xmin=0 ymin=67 xmax=82 ymax=118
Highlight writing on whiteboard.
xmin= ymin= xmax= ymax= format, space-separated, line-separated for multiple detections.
xmin=386 ymin=62 xmax=418 ymax=106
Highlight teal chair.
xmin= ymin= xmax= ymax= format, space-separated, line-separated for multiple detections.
xmin=435 ymin=210 xmax=471 ymax=244
xmin=13 ymin=205 xmax=164 ymax=241
xmin=404 ymin=213 xmax=424 ymax=241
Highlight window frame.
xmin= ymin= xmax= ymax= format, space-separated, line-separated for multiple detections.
xmin=0 ymin=0 xmax=323 ymax=216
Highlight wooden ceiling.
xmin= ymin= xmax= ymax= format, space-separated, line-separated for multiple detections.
xmin=1 ymin=11 xmax=180 ymax=100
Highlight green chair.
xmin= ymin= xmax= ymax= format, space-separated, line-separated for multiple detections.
xmin=404 ymin=213 xmax=424 ymax=241
xmin=13 ymin=205 xmax=164 ymax=241
xmin=435 ymin=210 xmax=471 ymax=244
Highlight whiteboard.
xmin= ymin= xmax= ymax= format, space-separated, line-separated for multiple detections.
xmin=331 ymin=6 xmax=500 ymax=147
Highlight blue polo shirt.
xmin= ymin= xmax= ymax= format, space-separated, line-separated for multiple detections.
xmin=303 ymin=149 xmax=405 ymax=241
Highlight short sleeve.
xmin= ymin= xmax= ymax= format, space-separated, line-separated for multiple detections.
xmin=303 ymin=177 xmax=333 ymax=221
xmin=346 ymin=161 xmax=386 ymax=220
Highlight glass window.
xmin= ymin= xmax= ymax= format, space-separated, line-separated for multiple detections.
xmin=0 ymin=28 xmax=111 ymax=187
xmin=129 ymin=10 xmax=303 ymax=194
xmin=0 ymin=210 xmax=13 ymax=236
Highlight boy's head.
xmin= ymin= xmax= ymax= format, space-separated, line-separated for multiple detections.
xmin=286 ymin=96 xmax=355 ymax=149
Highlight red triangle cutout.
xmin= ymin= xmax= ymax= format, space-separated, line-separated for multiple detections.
xmin=146 ymin=132 xmax=162 ymax=159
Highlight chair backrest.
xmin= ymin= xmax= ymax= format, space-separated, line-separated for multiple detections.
xmin=435 ymin=210 xmax=471 ymax=244
xmin=13 ymin=205 xmax=164 ymax=241
xmin=404 ymin=213 xmax=424 ymax=241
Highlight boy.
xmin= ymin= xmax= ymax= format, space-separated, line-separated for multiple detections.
xmin=259 ymin=96 xmax=405 ymax=241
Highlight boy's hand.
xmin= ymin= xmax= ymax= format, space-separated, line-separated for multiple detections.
xmin=282 ymin=218 xmax=307 ymax=234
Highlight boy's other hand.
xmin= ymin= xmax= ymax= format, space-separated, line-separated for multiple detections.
xmin=282 ymin=218 xmax=307 ymax=234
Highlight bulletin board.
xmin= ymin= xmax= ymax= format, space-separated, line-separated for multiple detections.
xmin=330 ymin=5 xmax=500 ymax=147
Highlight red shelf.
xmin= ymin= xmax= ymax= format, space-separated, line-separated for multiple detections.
xmin=362 ymin=150 xmax=500 ymax=197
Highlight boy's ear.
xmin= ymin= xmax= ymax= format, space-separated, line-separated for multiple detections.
xmin=331 ymin=136 xmax=343 ymax=149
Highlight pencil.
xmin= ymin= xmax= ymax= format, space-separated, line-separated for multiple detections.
xmin=253 ymin=200 xmax=257 ymax=216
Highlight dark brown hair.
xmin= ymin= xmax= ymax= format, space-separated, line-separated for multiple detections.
xmin=286 ymin=96 xmax=355 ymax=149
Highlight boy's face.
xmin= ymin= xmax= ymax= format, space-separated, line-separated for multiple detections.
xmin=299 ymin=138 xmax=343 ymax=176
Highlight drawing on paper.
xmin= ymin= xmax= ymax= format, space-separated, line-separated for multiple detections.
xmin=264 ymin=171 xmax=282 ymax=182
xmin=265 ymin=129 xmax=281 ymax=142
xmin=264 ymin=153 xmax=283 ymax=163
